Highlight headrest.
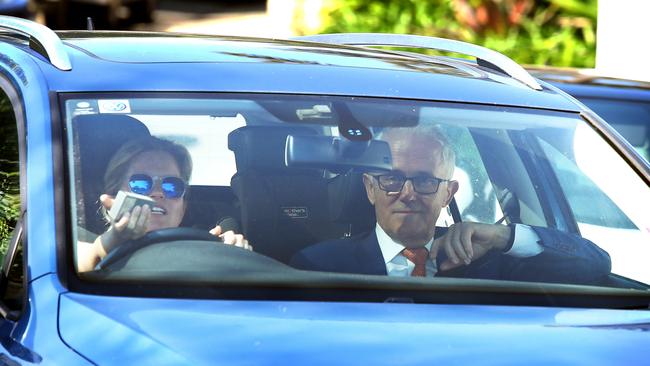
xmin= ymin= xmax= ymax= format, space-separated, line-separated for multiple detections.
xmin=327 ymin=171 xmax=376 ymax=233
xmin=73 ymin=114 xmax=151 ymax=233
xmin=74 ymin=114 xmax=151 ymax=172
xmin=228 ymin=126 xmax=317 ymax=173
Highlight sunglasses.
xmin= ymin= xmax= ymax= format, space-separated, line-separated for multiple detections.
xmin=128 ymin=174 xmax=186 ymax=199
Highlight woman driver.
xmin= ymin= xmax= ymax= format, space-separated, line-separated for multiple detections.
xmin=77 ymin=136 xmax=250 ymax=272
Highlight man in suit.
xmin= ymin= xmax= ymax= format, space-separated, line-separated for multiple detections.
xmin=290 ymin=125 xmax=611 ymax=284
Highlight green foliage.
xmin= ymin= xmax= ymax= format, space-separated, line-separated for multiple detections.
xmin=0 ymin=93 xmax=20 ymax=258
xmin=316 ymin=0 xmax=596 ymax=67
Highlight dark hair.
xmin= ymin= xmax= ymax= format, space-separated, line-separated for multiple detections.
xmin=103 ymin=136 xmax=193 ymax=196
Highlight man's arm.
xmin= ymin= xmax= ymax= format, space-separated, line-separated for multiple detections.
xmin=505 ymin=226 xmax=612 ymax=285
xmin=433 ymin=223 xmax=611 ymax=285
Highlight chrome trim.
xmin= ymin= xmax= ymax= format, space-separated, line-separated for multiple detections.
xmin=294 ymin=33 xmax=542 ymax=90
xmin=0 ymin=16 xmax=71 ymax=71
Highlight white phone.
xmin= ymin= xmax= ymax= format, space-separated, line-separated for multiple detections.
xmin=107 ymin=190 xmax=155 ymax=221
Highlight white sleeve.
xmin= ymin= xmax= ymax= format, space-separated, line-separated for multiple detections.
xmin=504 ymin=224 xmax=543 ymax=257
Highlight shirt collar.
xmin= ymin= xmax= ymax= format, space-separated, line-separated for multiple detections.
xmin=375 ymin=223 xmax=434 ymax=265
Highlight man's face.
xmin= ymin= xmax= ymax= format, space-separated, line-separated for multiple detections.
xmin=363 ymin=131 xmax=458 ymax=248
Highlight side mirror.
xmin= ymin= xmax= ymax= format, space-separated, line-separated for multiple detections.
xmin=286 ymin=135 xmax=392 ymax=172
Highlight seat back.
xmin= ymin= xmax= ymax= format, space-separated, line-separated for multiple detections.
xmin=73 ymin=114 xmax=151 ymax=235
xmin=228 ymin=126 xmax=348 ymax=263
xmin=327 ymin=170 xmax=376 ymax=236
xmin=180 ymin=185 xmax=241 ymax=231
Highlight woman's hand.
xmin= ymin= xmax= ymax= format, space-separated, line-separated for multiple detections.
xmin=210 ymin=224 xmax=253 ymax=251
xmin=78 ymin=194 xmax=153 ymax=272
xmin=87 ymin=194 xmax=151 ymax=268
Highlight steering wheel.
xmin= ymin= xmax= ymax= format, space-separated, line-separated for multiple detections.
xmin=95 ymin=227 xmax=218 ymax=270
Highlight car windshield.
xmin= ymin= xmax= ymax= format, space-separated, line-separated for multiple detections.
xmin=65 ymin=94 xmax=650 ymax=295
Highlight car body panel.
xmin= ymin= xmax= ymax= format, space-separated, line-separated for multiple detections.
xmin=58 ymin=291 xmax=650 ymax=365
xmin=4 ymin=274 xmax=90 ymax=364
xmin=12 ymin=34 xmax=578 ymax=112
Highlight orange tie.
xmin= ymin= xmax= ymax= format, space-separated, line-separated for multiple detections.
xmin=402 ymin=247 xmax=429 ymax=277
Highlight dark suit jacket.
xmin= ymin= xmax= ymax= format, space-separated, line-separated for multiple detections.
xmin=290 ymin=226 xmax=612 ymax=285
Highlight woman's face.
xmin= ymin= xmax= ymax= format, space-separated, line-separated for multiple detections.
xmin=120 ymin=150 xmax=186 ymax=232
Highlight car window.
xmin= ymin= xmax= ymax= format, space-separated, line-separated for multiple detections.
xmin=435 ymin=124 xmax=504 ymax=226
xmin=0 ymin=88 xmax=19 ymax=261
xmin=65 ymin=94 xmax=649 ymax=290
xmin=0 ymin=86 xmax=24 ymax=315
xmin=537 ymin=123 xmax=650 ymax=282
xmin=132 ymin=114 xmax=245 ymax=186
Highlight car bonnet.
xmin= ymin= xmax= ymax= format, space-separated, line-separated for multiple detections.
xmin=58 ymin=292 xmax=650 ymax=365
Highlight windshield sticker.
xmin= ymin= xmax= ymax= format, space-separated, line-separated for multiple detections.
xmin=73 ymin=101 xmax=96 ymax=116
xmin=98 ymin=99 xmax=131 ymax=113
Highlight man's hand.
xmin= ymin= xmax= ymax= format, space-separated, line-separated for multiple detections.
xmin=210 ymin=224 xmax=253 ymax=251
xmin=431 ymin=222 xmax=511 ymax=271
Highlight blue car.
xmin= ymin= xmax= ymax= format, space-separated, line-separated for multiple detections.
xmin=528 ymin=66 xmax=650 ymax=163
xmin=0 ymin=16 xmax=649 ymax=365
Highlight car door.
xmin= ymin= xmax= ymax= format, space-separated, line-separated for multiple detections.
xmin=0 ymin=74 xmax=36 ymax=364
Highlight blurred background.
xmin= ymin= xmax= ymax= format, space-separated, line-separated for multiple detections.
xmin=1 ymin=0 xmax=648 ymax=80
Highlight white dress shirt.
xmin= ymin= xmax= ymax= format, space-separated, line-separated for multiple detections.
xmin=375 ymin=223 xmax=543 ymax=277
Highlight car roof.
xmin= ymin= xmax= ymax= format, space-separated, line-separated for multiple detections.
xmin=2 ymin=22 xmax=581 ymax=112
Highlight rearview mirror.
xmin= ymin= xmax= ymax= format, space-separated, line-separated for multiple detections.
xmin=286 ymin=135 xmax=392 ymax=172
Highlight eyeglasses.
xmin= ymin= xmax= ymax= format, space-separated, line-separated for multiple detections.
xmin=128 ymin=174 xmax=186 ymax=199
xmin=371 ymin=173 xmax=449 ymax=195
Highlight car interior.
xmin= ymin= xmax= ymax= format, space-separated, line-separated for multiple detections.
xmin=68 ymin=95 xmax=650 ymax=290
